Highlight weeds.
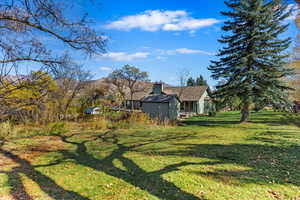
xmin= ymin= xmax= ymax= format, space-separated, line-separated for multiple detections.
xmin=0 ymin=121 xmax=17 ymax=140
xmin=0 ymin=111 xmax=160 ymax=140
xmin=48 ymin=122 xmax=68 ymax=135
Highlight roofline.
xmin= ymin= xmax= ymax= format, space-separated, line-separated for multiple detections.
xmin=141 ymin=101 xmax=170 ymax=103
xmin=125 ymin=85 xmax=210 ymax=101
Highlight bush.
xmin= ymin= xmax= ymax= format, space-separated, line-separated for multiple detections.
xmin=127 ymin=112 xmax=152 ymax=124
xmin=0 ymin=121 xmax=18 ymax=140
xmin=88 ymin=117 xmax=110 ymax=130
xmin=105 ymin=111 xmax=129 ymax=122
xmin=77 ymin=115 xmax=111 ymax=131
xmin=208 ymin=111 xmax=217 ymax=117
xmin=110 ymin=112 xmax=157 ymax=129
xmin=48 ymin=122 xmax=68 ymax=135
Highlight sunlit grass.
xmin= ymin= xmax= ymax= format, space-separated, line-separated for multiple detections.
xmin=1 ymin=110 xmax=300 ymax=200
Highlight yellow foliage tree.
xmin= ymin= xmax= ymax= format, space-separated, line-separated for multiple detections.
xmin=293 ymin=1 xmax=300 ymax=100
xmin=0 ymin=71 xmax=57 ymax=122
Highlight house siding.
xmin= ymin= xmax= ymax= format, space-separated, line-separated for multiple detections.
xmin=142 ymin=103 xmax=170 ymax=120
xmin=168 ymin=98 xmax=180 ymax=121
xmin=126 ymin=85 xmax=212 ymax=117
xmin=141 ymin=97 xmax=180 ymax=121
xmin=197 ymin=90 xmax=208 ymax=114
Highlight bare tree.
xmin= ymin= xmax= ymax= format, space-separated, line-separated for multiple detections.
xmin=291 ymin=1 xmax=300 ymax=100
xmin=108 ymin=70 xmax=128 ymax=105
xmin=50 ymin=60 xmax=92 ymax=119
xmin=0 ymin=0 xmax=106 ymax=120
xmin=109 ymin=65 xmax=149 ymax=110
xmin=177 ymin=68 xmax=190 ymax=98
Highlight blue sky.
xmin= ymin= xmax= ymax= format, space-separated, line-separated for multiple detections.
xmin=70 ymin=0 xmax=298 ymax=86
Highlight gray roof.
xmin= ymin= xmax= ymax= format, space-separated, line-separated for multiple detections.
xmin=126 ymin=84 xmax=208 ymax=102
xmin=142 ymin=94 xmax=178 ymax=103
xmin=164 ymin=86 xmax=208 ymax=101
xmin=126 ymin=88 xmax=152 ymax=101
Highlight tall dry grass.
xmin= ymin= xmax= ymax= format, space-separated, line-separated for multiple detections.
xmin=0 ymin=111 xmax=174 ymax=141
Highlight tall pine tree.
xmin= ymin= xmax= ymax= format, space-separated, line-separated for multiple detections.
xmin=187 ymin=77 xmax=196 ymax=86
xmin=209 ymin=0 xmax=293 ymax=122
xmin=196 ymin=75 xmax=208 ymax=86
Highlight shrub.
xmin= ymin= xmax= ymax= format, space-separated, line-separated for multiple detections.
xmin=89 ymin=117 xmax=109 ymax=130
xmin=105 ymin=111 xmax=129 ymax=122
xmin=0 ymin=121 xmax=18 ymax=140
xmin=77 ymin=115 xmax=110 ymax=131
xmin=127 ymin=112 xmax=152 ymax=124
xmin=208 ymin=111 xmax=217 ymax=117
xmin=110 ymin=112 xmax=157 ymax=129
xmin=48 ymin=122 xmax=68 ymax=135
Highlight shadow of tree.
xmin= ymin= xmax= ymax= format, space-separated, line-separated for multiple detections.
xmin=53 ymin=132 xmax=207 ymax=200
xmin=182 ymin=112 xmax=290 ymax=127
xmin=6 ymin=171 xmax=33 ymax=200
xmin=140 ymin=140 xmax=300 ymax=186
xmin=0 ymin=146 xmax=90 ymax=200
xmin=281 ymin=115 xmax=300 ymax=128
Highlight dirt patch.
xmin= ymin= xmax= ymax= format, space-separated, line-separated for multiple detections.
xmin=0 ymin=195 xmax=14 ymax=200
xmin=19 ymin=136 xmax=66 ymax=161
xmin=0 ymin=154 xmax=16 ymax=168
xmin=0 ymin=136 xmax=67 ymax=168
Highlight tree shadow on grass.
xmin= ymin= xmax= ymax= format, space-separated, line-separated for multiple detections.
xmin=281 ymin=115 xmax=300 ymax=128
xmin=0 ymin=144 xmax=90 ymax=200
xmin=6 ymin=171 xmax=33 ymax=200
xmin=142 ymin=139 xmax=300 ymax=186
xmin=182 ymin=112 xmax=291 ymax=127
xmin=53 ymin=132 xmax=207 ymax=200
xmin=182 ymin=120 xmax=240 ymax=127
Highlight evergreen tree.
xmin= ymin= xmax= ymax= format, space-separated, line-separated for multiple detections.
xmin=196 ymin=75 xmax=208 ymax=86
xmin=209 ymin=0 xmax=293 ymax=122
xmin=187 ymin=77 xmax=196 ymax=86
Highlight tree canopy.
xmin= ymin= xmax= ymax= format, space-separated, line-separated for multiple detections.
xmin=186 ymin=75 xmax=208 ymax=86
xmin=209 ymin=0 xmax=293 ymax=122
xmin=109 ymin=65 xmax=149 ymax=110
xmin=0 ymin=0 xmax=106 ymax=121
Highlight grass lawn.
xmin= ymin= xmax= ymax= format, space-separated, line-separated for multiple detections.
xmin=1 ymin=111 xmax=300 ymax=200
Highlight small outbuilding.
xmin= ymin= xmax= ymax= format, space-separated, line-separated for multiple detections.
xmin=141 ymin=83 xmax=180 ymax=121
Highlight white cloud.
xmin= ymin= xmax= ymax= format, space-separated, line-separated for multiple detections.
xmin=158 ymin=48 xmax=213 ymax=56
xmin=156 ymin=56 xmax=167 ymax=61
xmin=285 ymin=4 xmax=298 ymax=22
xmin=101 ymin=52 xmax=150 ymax=61
xmin=176 ymin=48 xmax=210 ymax=55
xmin=100 ymin=35 xmax=110 ymax=41
xmin=163 ymin=18 xmax=219 ymax=31
xmin=100 ymin=66 xmax=112 ymax=71
xmin=105 ymin=10 xmax=220 ymax=32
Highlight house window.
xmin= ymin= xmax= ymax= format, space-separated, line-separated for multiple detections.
xmin=180 ymin=103 xmax=184 ymax=111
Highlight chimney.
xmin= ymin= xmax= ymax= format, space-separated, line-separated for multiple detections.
xmin=153 ymin=82 xmax=163 ymax=95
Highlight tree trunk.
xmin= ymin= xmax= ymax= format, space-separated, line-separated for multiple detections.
xmin=130 ymin=93 xmax=134 ymax=110
xmin=240 ymin=100 xmax=250 ymax=123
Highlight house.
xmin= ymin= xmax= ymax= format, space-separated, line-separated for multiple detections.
xmin=163 ymin=86 xmax=211 ymax=116
xmin=141 ymin=83 xmax=180 ymax=121
xmin=125 ymin=83 xmax=212 ymax=116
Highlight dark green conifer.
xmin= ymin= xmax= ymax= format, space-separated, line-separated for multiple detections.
xmin=196 ymin=75 xmax=208 ymax=86
xmin=187 ymin=77 xmax=196 ymax=86
xmin=209 ymin=0 xmax=293 ymax=122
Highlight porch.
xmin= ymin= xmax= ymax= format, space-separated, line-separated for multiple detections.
xmin=180 ymin=101 xmax=198 ymax=116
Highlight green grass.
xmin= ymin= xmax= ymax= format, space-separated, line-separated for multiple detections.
xmin=1 ymin=111 xmax=300 ymax=200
